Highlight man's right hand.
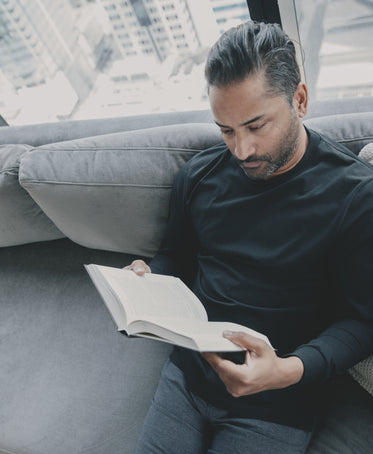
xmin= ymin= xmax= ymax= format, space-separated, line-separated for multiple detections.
xmin=124 ymin=260 xmax=151 ymax=276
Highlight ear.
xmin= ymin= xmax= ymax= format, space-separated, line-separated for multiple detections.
xmin=292 ymin=83 xmax=308 ymax=119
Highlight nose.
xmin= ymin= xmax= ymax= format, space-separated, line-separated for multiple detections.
xmin=234 ymin=132 xmax=256 ymax=161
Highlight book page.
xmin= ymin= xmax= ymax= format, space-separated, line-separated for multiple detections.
xmin=85 ymin=264 xmax=128 ymax=330
xmin=129 ymin=319 xmax=272 ymax=352
xmin=86 ymin=264 xmax=273 ymax=352
xmin=197 ymin=322 xmax=273 ymax=349
xmin=94 ymin=266 xmax=207 ymax=324
xmin=129 ymin=318 xmax=242 ymax=351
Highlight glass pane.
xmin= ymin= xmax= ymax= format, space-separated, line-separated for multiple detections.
xmin=0 ymin=0 xmax=250 ymax=126
xmin=294 ymin=0 xmax=373 ymax=101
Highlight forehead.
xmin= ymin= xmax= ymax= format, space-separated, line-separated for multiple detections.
xmin=209 ymin=74 xmax=270 ymax=104
xmin=209 ymin=75 xmax=286 ymax=125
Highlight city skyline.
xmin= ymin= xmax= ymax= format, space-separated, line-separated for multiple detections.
xmin=0 ymin=0 xmax=249 ymax=124
xmin=1 ymin=0 xmax=370 ymax=125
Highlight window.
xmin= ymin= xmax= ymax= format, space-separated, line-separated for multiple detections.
xmin=213 ymin=2 xmax=248 ymax=13
xmin=1 ymin=0 xmax=251 ymax=125
xmin=279 ymin=0 xmax=373 ymax=102
xmin=162 ymin=4 xmax=175 ymax=10
xmin=6 ymin=0 xmax=368 ymax=126
xmin=131 ymin=72 xmax=149 ymax=81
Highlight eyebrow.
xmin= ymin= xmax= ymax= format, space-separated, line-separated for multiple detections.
xmin=215 ymin=115 xmax=264 ymax=129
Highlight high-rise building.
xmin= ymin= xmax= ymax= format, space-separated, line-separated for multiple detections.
xmin=74 ymin=2 xmax=121 ymax=71
xmin=209 ymin=0 xmax=250 ymax=33
xmin=0 ymin=0 xmax=96 ymax=99
xmin=98 ymin=0 xmax=219 ymax=62
xmin=69 ymin=0 xmax=97 ymax=8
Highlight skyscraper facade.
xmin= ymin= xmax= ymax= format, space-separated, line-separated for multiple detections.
xmin=209 ymin=0 xmax=250 ymax=33
xmin=98 ymin=0 xmax=218 ymax=62
xmin=0 ymin=0 xmax=96 ymax=98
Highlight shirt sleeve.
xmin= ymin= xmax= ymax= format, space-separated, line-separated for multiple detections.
xmin=292 ymin=178 xmax=373 ymax=384
xmin=150 ymin=163 xmax=198 ymax=286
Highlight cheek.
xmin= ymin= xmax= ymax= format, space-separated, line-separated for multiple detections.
xmin=222 ymin=136 xmax=235 ymax=154
xmin=262 ymin=126 xmax=287 ymax=150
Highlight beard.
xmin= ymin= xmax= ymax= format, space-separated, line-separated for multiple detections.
xmin=238 ymin=110 xmax=301 ymax=181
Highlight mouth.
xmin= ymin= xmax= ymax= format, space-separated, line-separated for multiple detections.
xmin=241 ymin=161 xmax=263 ymax=169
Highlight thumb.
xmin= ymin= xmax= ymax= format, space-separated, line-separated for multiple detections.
xmin=124 ymin=260 xmax=151 ymax=275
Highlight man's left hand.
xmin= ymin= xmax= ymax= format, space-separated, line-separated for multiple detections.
xmin=202 ymin=331 xmax=304 ymax=397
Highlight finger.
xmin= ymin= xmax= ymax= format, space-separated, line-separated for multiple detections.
xmin=123 ymin=260 xmax=151 ymax=275
xmin=223 ymin=331 xmax=267 ymax=355
xmin=202 ymin=352 xmax=224 ymax=369
xmin=133 ymin=261 xmax=149 ymax=275
xmin=202 ymin=352 xmax=239 ymax=376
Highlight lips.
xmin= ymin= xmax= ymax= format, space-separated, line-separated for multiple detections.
xmin=242 ymin=161 xmax=262 ymax=168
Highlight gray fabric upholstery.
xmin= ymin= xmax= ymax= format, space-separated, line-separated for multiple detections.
xmin=19 ymin=124 xmax=222 ymax=256
xmin=1 ymin=99 xmax=373 ymax=453
xmin=304 ymin=111 xmax=373 ymax=155
xmin=17 ymin=113 xmax=373 ymax=256
xmin=346 ymin=144 xmax=373 ymax=397
xmin=0 ymin=239 xmax=372 ymax=454
xmin=0 ymin=144 xmax=64 ymax=247
xmin=359 ymin=142 xmax=373 ymax=162
xmin=0 ymin=96 xmax=371 ymax=148
xmin=349 ymin=356 xmax=373 ymax=397
xmin=305 ymin=96 xmax=373 ymax=120
xmin=0 ymin=238 xmax=171 ymax=454
xmin=306 ymin=376 xmax=373 ymax=454
xmin=0 ymin=110 xmax=214 ymax=147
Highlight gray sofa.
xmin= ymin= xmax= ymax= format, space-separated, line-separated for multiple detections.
xmin=1 ymin=99 xmax=373 ymax=454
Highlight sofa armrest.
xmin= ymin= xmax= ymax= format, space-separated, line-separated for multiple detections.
xmin=0 ymin=143 xmax=64 ymax=247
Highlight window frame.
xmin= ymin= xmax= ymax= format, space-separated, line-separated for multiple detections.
xmin=246 ymin=0 xmax=306 ymax=83
xmin=276 ymin=0 xmax=305 ymax=83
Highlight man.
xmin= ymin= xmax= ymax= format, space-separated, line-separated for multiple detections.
xmin=127 ymin=21 xmax=373 ymax=453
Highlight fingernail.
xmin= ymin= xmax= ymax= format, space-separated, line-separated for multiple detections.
xmin=134 ymin=266 xmax=144 ymax=273
xmin=223 ymin=330 xmax=233 ymax=338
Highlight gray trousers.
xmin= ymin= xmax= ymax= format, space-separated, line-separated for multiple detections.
xmin=136 ymin=360 xmax=313 ymax=454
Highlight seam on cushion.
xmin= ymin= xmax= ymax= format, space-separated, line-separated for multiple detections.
xmin=0 ymin=166 xmax=19 ymax=174
xmin=33 ymin=146 xmax=204 ymax=153
xmin=20 ymin=180 xmax=173 ymax=188
xmin=338 ymin=136 xmax=373 ymax=144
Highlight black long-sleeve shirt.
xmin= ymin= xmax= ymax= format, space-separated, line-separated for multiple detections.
xmin=150 ymin=128 xmax=373 ymax=429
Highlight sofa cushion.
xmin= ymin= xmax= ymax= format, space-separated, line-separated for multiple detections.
xmin=0 ymin=144 xmax=64 ymax=247
xmin=0 ymin=238 xmax=171 ymax=454
xmin=19 ymin=124 xmax=222 ymax=256
xmin=358 ymin=142 xmax=373 ymax=163
xmin=346 ymin=142 xmax=373 ymax=397
xmin=306 ymin=375 xmax=373 ymax=454
xmin=349 ymin=357 xmax=373 ymax=397
xmin=304 ymin=112 xmax=373 ymax=155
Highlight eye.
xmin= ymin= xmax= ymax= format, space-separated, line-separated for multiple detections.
xmin=221 ymin=129 xmax=234 ymax=136
xmin=248 ymin=123 xmax=265 ymax=131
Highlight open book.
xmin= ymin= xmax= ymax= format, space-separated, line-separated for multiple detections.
xmin=85 ymin=264 xmax=272 ymax=352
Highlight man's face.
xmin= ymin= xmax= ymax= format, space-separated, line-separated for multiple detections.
xmin=209 ymin=74 xmax=305 ymax=180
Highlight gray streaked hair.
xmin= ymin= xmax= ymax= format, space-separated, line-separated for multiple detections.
xmin=205 ymin=21 xmax=301 ymax=105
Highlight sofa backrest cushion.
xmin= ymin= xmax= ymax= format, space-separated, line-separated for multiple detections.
xmin=304 ymin=111 xmax=373 ymax=155
xmin=0 ymin=110 xmax=214 ymax=147
xmin=0 ymin=144 xmax=64 ymax=247
xmin=18 ymin=112 xmax=373 ymax=256
xmin=19 ymin=124 xmax=222 ymax=256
